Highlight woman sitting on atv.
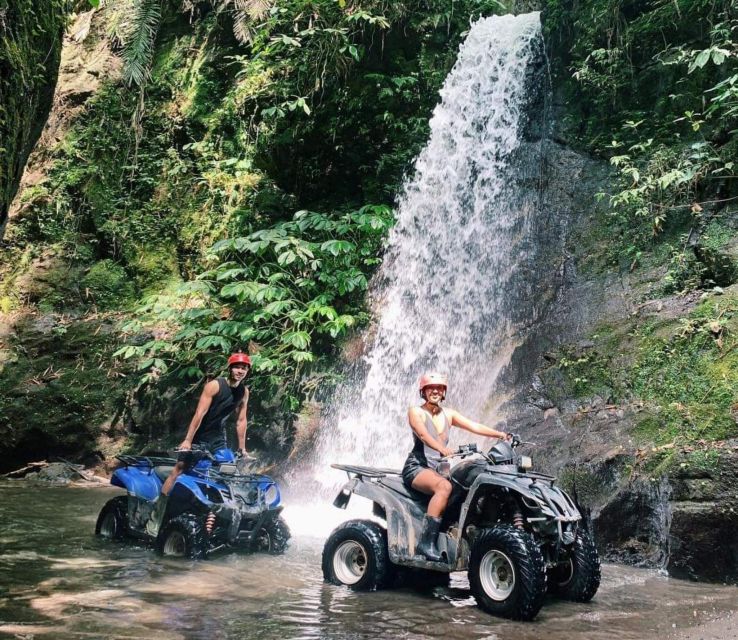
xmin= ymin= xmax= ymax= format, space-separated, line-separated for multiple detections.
xmin=402 ymin=372 xmax=510 ymax=561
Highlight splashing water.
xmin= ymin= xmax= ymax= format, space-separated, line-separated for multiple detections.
xmin=306 ymin=13 xmax=550 ymax=494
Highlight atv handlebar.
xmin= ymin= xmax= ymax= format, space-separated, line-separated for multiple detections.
xmin=441 ymin=435 xmax=535 ymax=461
xmin=505 ymin=433 xmax=537 ymax=447
xmin=442 ymin=443 xmax=479 ymax=461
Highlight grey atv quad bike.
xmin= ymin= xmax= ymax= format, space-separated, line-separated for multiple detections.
xmin=322 ymin=436 xmax=600 ymax=621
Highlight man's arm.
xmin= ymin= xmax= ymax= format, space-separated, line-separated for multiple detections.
xmin=236 ymin=388 xmax=249 ymax=453
xmin=179 ymin=379 xmax=219 ymax=449
xmin=447 ymin=408 xmax=508 ymax=439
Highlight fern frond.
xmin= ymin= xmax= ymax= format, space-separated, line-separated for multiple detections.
xmin=235 ymin=0 xmax=271 ymax=20
xmin=117 ymin=0 xmax=162 ymax=87
xmin=105 ymin=0 xmax=138 ymax=46
xmin=219 ymin=0 xmax=272 ymax=43
xmin=232 ymin=10 xmax=254 ymax=44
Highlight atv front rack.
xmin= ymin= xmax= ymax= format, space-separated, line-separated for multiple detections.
xmin=331 ymin=463 xmax=402 ymax=478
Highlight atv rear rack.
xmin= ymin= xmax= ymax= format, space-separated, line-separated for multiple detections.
xmin=331 ymin=463 xmax=402 ymax=478
xmin=116 ymin=454 xmax=177 ymax=467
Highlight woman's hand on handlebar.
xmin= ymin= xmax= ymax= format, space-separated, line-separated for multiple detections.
xmin=177 ymin=439 xmax=192 ymax=451
xmin=440 ymin=445 xmax=455 ymax=458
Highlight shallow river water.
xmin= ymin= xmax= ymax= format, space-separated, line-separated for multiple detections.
xmin=1 ymin=483 xmax=737 ymax=640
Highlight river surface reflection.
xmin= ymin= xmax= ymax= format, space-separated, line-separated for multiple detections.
xmin=1 ymin=483 xmax=736 ymax=640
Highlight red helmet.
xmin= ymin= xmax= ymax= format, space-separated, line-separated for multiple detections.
xmin=227 ymin=352 xmax=251 ymax=368
xmin=418 ymin=372 xmax=447 ymax=398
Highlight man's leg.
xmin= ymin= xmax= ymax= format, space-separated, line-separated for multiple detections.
xmin=161 ymin=461 xmax=186 ymax=496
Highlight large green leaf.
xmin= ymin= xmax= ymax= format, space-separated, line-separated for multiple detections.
xmin=282 ymin=331 xmax=311 ymax=349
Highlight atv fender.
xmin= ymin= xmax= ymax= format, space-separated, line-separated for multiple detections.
xmin=170 ymin=474 xmax=225 ymax=506
xmin=457 ymin=472 xmax=581 ymax=532
xmin=349 ymin=480 xmax=428 ymax=563
xmin=111 ymin=467 xmax=161 ymax=501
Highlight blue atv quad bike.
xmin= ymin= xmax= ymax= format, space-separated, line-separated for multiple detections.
xmin=95 ymin=448 xmax=290 ymax=558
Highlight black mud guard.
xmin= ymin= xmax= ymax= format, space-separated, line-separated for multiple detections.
xmin=333 ymin=478 xmax=357 ymax=509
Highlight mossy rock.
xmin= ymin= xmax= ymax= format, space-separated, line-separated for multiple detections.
xmin=0 ymin=314 xmax=133 ymax=473
xmin=81 ymin=259 xmax=135 ymax=309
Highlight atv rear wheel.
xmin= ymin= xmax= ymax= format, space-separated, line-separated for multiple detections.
xmin=95 ymin=496 xmax=128 ymax=540
xmin=469 ymin=525 xmax=546 ymax=621
xmin=549 ymin=529 xmax=601 ymax=602
xmin=322 ymin=519 xmax=392 ymax=591
xmin=252 ymin=515 xmax=291 ymax=555
xmin=156 ymin=513 xmax=207 ymax=559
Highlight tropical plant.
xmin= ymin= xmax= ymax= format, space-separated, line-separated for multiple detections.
xmin=115 ymin=204 xmax=393 ymax=412
xmin=552 ymin=0 xmax=738 ymax=284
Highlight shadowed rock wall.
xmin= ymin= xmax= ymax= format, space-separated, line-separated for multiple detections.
xmin=0 ymin=0 xmax=68 ymax=235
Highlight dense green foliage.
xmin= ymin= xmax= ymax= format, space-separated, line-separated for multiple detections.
xmin=117 ymin=204 xmax=393 ymax=417
xmin=1 ymin=0 xmax=507 ymax=457
xmin=3 ymin=0 xmax=737 ymax=468
xmin=541 ymin=0 xmax=738 ymax=470
xmin=545 ymin=0 xmax=738 ymax=289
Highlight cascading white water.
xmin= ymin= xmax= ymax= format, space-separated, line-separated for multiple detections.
xmin=306 ymin=13 xmax=548 ymax=492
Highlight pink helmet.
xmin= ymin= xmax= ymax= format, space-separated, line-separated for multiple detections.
xmin=418 ymin=372 xmax=448 ymax=398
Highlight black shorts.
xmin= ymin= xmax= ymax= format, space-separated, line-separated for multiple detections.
xmin=402 ymin=453 xmax=427 ymax=490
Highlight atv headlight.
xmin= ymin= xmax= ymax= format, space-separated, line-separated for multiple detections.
xmin=263 ymin=484 xmax=280 ymax=507
xmin=519 ymin=456 xmax=533 ymax=471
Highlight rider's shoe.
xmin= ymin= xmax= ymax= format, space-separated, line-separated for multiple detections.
xmin=415 ymin=515 xmax=444 ymax=562
xmin=145 ymin=494 xmax=169 ymax=538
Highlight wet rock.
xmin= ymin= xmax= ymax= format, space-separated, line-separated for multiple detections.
xmin=34 ymin=462 xmax=78 ymax=484
xmin=666 ymin=450 xmax=738 ymax=582
xmin=594 ymin=477 xmax=671 ymax=567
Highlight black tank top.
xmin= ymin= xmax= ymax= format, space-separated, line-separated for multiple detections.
xmin=194 ymin=377 xmax=246 ymax=444
xmin=408 ymin=408 xmax=450 ymax=470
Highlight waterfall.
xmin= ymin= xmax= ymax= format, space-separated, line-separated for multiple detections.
xmin=309 ymin=12 xmax=550 ymax=484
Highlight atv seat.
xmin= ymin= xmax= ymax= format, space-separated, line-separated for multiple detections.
xmin=153 ymin=465 xmax=175 ymax=482
xmin=378 ymin=475 xmax=430 ymax=505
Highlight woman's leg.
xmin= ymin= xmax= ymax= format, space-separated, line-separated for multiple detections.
xmin=411 ymin=469 xmax=452 ymax=518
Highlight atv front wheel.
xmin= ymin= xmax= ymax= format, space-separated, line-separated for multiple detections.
xmin=549 ymin=529 xmax=601 ymax=602
xmin=469 ymin=525 xmax=546 ymax=621
xmin=322 ymin=519 xmax=392 ymax=591
xmin=95 ymin=496 xmax=128 ymax=540
xmin=156 ymin=514 xmax=207 ymax=559
xmin=252 ymin=515 xmax=291 ymax=555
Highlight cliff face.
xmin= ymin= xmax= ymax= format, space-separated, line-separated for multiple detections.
xmin=0 ymin=0 xmax=68 ymax=234
xmin=488 ymin=2 xmax=738 ymax=583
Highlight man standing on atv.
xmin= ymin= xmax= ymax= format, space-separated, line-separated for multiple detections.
xmin=145 ymin=352 xmax=252 ymax=537
xmin=402 ymin=372 xmax=510 ymax=561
